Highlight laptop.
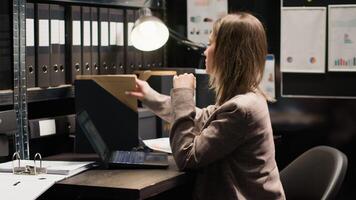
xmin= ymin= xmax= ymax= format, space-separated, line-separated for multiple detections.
xmin=77 ymin=110 xmax=169 ymax=169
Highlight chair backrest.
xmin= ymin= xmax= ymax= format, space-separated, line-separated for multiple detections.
xmin=280 ymin=146 xmax=348 ymax=200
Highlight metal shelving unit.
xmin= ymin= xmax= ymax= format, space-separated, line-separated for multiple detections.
xmin=13 ymin=0 xmax=29 ymax=159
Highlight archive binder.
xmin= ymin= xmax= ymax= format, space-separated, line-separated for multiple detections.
xmin=134 ymin=9 xmax=143 ymax=70
xmin=91 ymin=7 xmax=99 ymax=75
xmin=82 ymin=6 xmax=92 ymax=75
xmin=0 ymin=152 xmax=94 ymax=200
xmin=109 ymin=8 xmax=125 ymax=74
xmin=68 ymin=6 xmax=82 ymax=83
xmin=99 ymin=8 xmax=110 ymax=75
xmin=115 ymin=9 xmax=125 ymax=74
xmin=26 ymin=2 xmax=36 ymax=88
xmin=36 ymin=3 xmax=50 ymax=88
xmin=49 ymin=4 xmax=65 ymax=86
xmin=125 ymin=9 xmax=136 ymax=74
xmin=28 ymin=114 xmax=76 ymax=139
xmin=58 ymin=5 xmax=66 ymax=85
xmin=0 ymin=0 xmax=12 ymax=90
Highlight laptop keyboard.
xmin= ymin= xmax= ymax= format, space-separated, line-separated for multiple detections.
xmin=115 ymin=151 xmax=145 ymax=164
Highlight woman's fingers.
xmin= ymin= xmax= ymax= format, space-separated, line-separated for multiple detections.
xmin=125 ymin=91 xmax=144 ymax=99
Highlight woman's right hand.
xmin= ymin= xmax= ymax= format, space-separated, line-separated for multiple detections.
xmin=125 ymin=78 xmax=156 ymax=101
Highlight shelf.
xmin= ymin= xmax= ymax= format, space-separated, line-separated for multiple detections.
xmin=27 ymin=0 xmax=164 ymax=10
xmin=27 ymin=85 xmax=75 ymax=103
xmin=0 ymin=90 xmax=13 ymax=106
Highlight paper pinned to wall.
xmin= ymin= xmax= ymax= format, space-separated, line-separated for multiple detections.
xmin=187 ymin=0 xmax=228 ymax=44
xmin=328 ymin=5 xmax=356 ymax=72
xmin=260 ymin=54 xmax=275 ymax=99
xmin=280 ymin=7 xmax=326 ymax=73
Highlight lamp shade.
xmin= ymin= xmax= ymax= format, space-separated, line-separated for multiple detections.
xmin=130 ymin=8 xmax=169 ymax=51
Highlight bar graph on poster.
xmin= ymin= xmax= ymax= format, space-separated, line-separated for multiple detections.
xmin=328 ymin=5 xmax=356 ymax=72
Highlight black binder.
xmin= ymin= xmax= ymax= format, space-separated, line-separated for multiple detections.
xmin=99 ymin=8 xmax=110 ymax=74
xmin=26 ymin=3 xmax=36 ymax=88
xmin=134 ymin=9 xmax=143 ymax=70
xmin=67 ymin=6 xmax=82 ymax=83
xmin=49 ymin=4 xmax=65 ymax=87
xmin=82 ymin=6 xmax=91 ymax=75
xmin=109 ymin=8 xmax=125 ymax=74
xmin=28 ymin=114 xmax=76 ymax=139
xmin=125 ymin=9 xmax=137 ymax=74
xmin=58 ymin=5 xmax=66 ymax=85
xmin=0 ymin=0 xmax=12 ymax=90
xmin=91 ymin=7 xmax=99 ymax=75
xmin=36 ymin=3 xmax=50 ymax=88
xmin=115 ymin=9 xmax=125 ymax=74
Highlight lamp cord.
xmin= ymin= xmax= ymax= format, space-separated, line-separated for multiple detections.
xmin=169 ymin=28 xmax=206 ymax=51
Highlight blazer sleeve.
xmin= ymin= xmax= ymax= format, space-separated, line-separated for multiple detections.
xmin=170 ymin=88 xmax=248 ymax=170
xmin=142 ymin=89 xmax=216 ymax=125
xmin=142 ymin=92 xmax=173 ymax=123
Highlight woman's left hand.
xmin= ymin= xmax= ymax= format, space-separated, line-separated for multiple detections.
xmin=173 ymin=73 xmax=196 ymax=89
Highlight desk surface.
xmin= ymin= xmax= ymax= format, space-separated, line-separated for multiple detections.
xmin=42 ymin=154 xmax=193 ymax=200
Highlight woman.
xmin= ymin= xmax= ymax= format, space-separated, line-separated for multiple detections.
xmin=127 ymin=12 xmax=285 ymax=200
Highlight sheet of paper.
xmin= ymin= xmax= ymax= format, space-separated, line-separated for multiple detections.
xmin=127 ymin=22 xmax=134 ymax=46
xmin=187 ymin=0 xmax=228 ymax=44
xmin=281 ymin=7 xmax=326 ymax=73
xmin=39 ymin=19 xmax=49 ymax=47
xmin=143 ymin=137 xmax=172 ymax=154
xmin=26 ymin=19 xmax=34 ymax=47
xmin=50 ymin=19 xmax=59 ymax=44
xmin=101 ymin=21 xmax=109 ymax=46
xmin=328 ymin=5 xmax=356 ymax=72
xmin=72 ymin=20 xmax=81 ymax=46
xmin=83 ymin=21 xmax=91 ymax=47
xmin=259 ymin=55 xmax=275 ymax=99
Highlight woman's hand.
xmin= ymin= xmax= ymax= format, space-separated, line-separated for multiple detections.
xmin=173 ymin=73 xmax=196 ymax=89
xmin=125 ymin=78 xmax=155 ymax=101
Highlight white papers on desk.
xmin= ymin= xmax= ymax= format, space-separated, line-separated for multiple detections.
xmin=281 ymin=7 xmax=326 ymax=73
xmin=0 ymin=173 xmax=65 ymax=200
xmin=143 ymin=137 xmax=172 ymax=154
xmin=328 ymin=5 xmax=356 ymax=72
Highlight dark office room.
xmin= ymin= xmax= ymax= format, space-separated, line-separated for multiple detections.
xmin=1 ymin=0 xmax=356 ymax=199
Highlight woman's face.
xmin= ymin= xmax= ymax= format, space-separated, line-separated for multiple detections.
xmin=204 ymin=35 xmax=215 ymax=75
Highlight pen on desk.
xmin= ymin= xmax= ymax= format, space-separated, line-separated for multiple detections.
xmin=13 ymin=181 xmax=21 ymax=186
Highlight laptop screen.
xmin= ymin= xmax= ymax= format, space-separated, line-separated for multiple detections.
xmin=77 ymin=110 xmax=110 ymax=161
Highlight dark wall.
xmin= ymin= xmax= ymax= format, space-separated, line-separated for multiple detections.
xmin=166 ymin=1 xmax=356 ymax=199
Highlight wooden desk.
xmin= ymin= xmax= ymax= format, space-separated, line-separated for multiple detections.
xmin=41 ymin=155 xmax=194 ymax=200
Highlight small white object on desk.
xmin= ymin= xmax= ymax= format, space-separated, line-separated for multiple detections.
xmin=143 ymin=137 xmax=172 ymax=154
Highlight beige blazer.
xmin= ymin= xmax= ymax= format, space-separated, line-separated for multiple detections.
xmin=143 ymin=88 xmax=285 ymax=200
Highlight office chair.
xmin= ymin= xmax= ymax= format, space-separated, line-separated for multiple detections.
xmin=280 ymin=146 xmax=348 ymax=200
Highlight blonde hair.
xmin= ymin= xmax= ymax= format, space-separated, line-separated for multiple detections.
xmin=209 ymin=12 xmax=268 ymax=105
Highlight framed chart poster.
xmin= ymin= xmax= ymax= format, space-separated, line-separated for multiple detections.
xmin=328 ymin=5 xmax=356 ymax=72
